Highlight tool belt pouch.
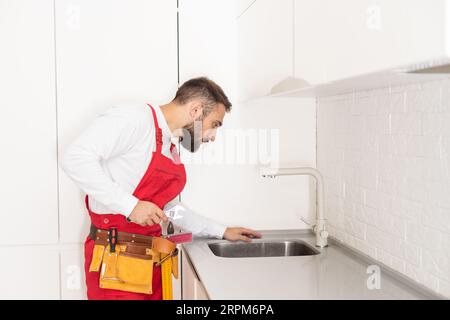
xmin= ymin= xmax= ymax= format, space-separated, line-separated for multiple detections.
xmin=89 ymin=244 xmax=105 ymax=272
xmin=94 ymin=243 xmax=155 ymax=295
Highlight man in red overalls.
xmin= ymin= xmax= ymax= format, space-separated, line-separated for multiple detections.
xmin=61 ymin=77 xmax=262 ymax=300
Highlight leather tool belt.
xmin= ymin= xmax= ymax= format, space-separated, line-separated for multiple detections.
xmin=88 ymin=224 xmax=179 ymax=295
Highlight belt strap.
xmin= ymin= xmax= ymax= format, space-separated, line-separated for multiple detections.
xmin=89 ymin=224 xmax=177 ymax=254
xmin=89 ymin=224 xmax=153 ymax=245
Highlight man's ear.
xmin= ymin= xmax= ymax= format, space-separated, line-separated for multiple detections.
xmin=188 ymin=101 xmax=203 ymax=120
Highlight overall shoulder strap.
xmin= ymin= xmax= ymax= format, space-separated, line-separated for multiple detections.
xmin=147 ymin=104 xmax=163 ymax=153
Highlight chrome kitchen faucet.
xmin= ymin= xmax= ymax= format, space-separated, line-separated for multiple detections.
xmin=261 ymin=167 xmax=329 ymax=248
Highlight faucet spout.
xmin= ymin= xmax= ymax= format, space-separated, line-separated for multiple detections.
xmin=261 ymin=167 xmax=328 ymax=248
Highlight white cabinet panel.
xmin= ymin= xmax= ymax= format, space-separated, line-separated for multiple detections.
xmin=294 ymin=1 xmax=329 ymax=84
xmin=237 ymin=0 xmax=293 ymax=101
xmin=56 ymin=0 xmax=178 ymax=243
xmin=179 ymin=0 xmax=238 ymax=101
xmin=172 ymin=249 xmax=182 ymax=300
xmin=194 ymin=278 xmax=209 ymax=300
xmin=0 ymin=0 xmax=58 ymax=245
xmin=182 ymin=250 xmax=208 ymax=300
xmin=0 ymin=247 xmax=60 ymax=299
xmin=181 ymin=250 xmax=196 ymax=299
xmin=60 ymin=246 xmax=86 ymax=300
xmin=237 ymin=0 xmax=256 ymax=17
xmin=310 ymin=0 xmax=448 ymax=82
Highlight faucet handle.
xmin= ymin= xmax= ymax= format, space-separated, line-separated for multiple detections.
xmin=300 ymin=216 xmax=316 ymax=229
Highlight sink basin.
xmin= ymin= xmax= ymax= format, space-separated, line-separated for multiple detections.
xmin=208 ymin=240 xmax=320 ymax=258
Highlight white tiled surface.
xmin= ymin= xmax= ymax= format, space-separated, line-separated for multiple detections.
xmin=317 ymin=78 xmax=450 ymax=298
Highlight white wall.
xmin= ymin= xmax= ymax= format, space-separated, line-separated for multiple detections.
xmin=317 ymin=79 xmax=450 ymax=298
xmin=179 ymin=0 xmax=316 ymax=230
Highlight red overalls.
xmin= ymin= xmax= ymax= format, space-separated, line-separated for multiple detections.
xmin=84 ymin=104 xmax=186 ymax=300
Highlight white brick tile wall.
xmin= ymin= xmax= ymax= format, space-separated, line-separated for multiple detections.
xmin=317 ymin=78 xmax=450 ymax=298
xmin=344 ymin=215 xmax=366 ymax=240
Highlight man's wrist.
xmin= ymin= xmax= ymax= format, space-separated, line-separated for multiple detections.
xmin=126 ymin=211 xmax=135 ymax=222
xmin=119 ymin=194 xmax=139 ymax=218
xmin=217 ymin=225 xmax=228 ymax=240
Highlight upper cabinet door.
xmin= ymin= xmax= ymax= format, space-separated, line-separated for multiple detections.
xmin=56 ymin=0 xmax=178 ymax=243
xmin=316 ymin=0 xmax=448 ymax=81
xmin=237 ymin=0 xmax=294 ymax=101
xmin=294 ymin=0 xmax=329 ymax=85
xmin=236 ymin=0 xmax=257 ymax=18
xmin=178 ymin=0 xmax=237 ymax=96
xmin=0 ymin=0 xmax=58 ymax=245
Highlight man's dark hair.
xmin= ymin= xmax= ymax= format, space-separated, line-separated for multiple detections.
xmin=174 ymin=77 xmax=232 ymax=117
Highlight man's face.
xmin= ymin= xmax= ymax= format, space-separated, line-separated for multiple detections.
xmin=181 ymin=103 xmax=226 ymax=153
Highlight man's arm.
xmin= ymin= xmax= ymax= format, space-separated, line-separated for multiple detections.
xmin=163 ymin=200 xmax=226 ymax=239
xmin=61 ymin=105 xmax=169 ymax=226
xmin=61 ymin=106 xmax=141 ymax=216
xmin=164 ymin=200 xmax=262 ymax=242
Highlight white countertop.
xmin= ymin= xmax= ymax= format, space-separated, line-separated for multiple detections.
xmin=182 ymin=230 xmax=442 ymax=300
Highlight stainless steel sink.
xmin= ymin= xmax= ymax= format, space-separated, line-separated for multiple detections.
xmin=208 ymin=240 xmax=320 ymax=258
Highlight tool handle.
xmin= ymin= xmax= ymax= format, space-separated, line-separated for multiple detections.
xmin=167 ymin=221 xmax=174 ymax=235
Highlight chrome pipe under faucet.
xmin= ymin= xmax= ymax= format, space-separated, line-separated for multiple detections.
xmin=261 ymin=167 xmax=328 ymax=248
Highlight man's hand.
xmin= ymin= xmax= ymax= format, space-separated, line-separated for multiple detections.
xmin=223 ymin=227 xmax=262 ymax=243
xmin=128 ymin=200 xmax=168 ymax=226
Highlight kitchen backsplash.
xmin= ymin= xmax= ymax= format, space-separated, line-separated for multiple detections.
xmin=317 ymin=78 xmax=450 ymax=298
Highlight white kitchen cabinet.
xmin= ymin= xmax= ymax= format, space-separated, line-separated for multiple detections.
xmin=237 ymin=0 xmax=294 ymax=101
xmin=294 ymin=1 xmax=329 ymax=85
xmin=0 ymin=246 xmax=60 ymax=299
xmin=237 ymin=0 xmax=256 ymax=18
xmin=60 ymin=246 xmax=86 ymax=300
xmin=240 ymin=0 xmax=450 ymax=96
xmin=182 ymin=250 xmax=209 ymax=300
xmin=296 ymin=0 xmax=449 ymax=83
xmin=0 ymin=0 xmax=59 ymax=245
xmin=194 ymin=277 xmax=209 ymax=300
xmin=172 ymin=247 xmax=182 ymax=300
xmin=179 ymin=0 xmax=237 ymax=97
xmin=55 ymin=0 xmax=178 ymax=243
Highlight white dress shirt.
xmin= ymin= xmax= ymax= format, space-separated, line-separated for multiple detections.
xmin=61 ymin=103 xmax=226 ymax=239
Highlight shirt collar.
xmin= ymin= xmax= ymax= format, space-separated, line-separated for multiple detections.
xmin=154 ymin=104 xmax=176 ymax=145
